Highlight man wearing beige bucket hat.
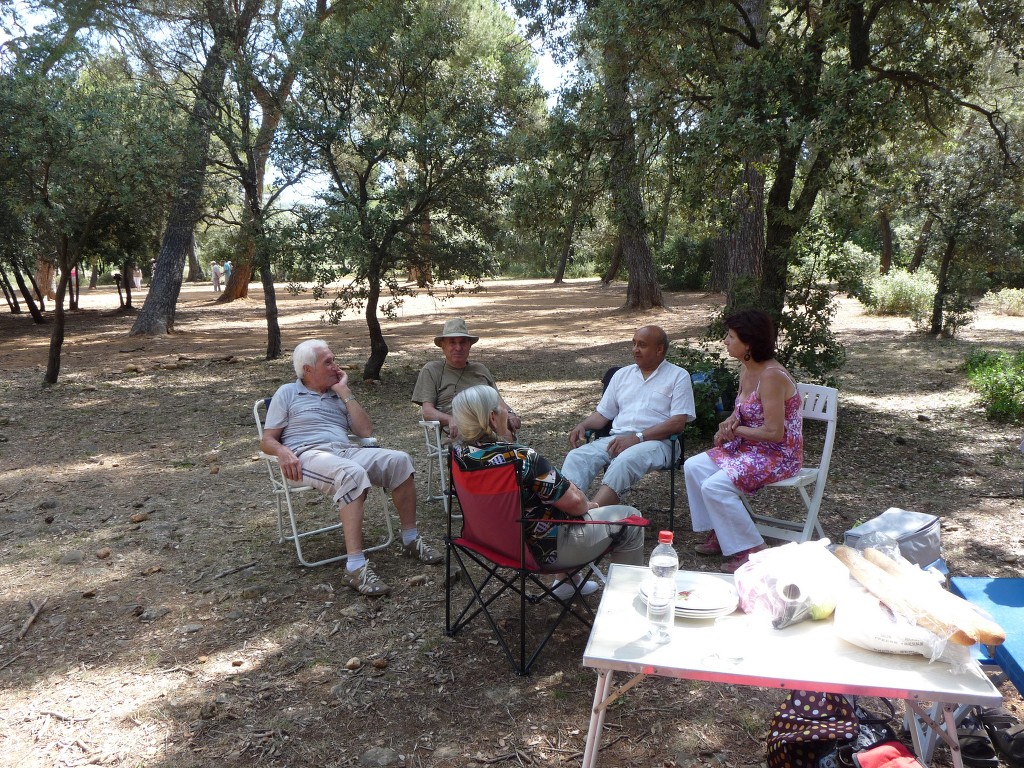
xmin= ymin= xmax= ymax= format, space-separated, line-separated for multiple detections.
xmin=412 ymin=318 xmax=521 ymax=437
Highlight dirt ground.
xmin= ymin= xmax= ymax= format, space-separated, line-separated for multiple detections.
xmin=1 ymin=278 xmax=1022 ymax=768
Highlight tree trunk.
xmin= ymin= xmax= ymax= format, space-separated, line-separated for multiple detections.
xmin=655 ymin=141 xmax=676 ymax=250
xmin=11 ymin=261 xmax=45 ymax=322
xmin=929 ymin=235 xmax=956 ymax=335
xmin=1 ymin=267 xmax=21 ymax=312
xmin=722 ymin=163 xmax=765 ymax=310
xmin=121 ymin=258 xmax=134 ymax=309
xmin=361 ymin=266 xmax=389 ymax=381
xmin=26 ymin=265 xmax=46 ymax=312
xmin=219 ymin=248 xmax=253 ymax=300
xmin=878 ymin=208 xmax=893 ymax=275
xmin=36 ymin=260 xmax=56 ymax=302
xmin=130 ymin=13 xmax=233 ymax=336
xmin=553 ymin=194 xmax=581 ymax=284
xmin=89 ymin=264 xmax=98 ymax=289
xmin=762 ymin=137 xmax=833 ymax=317
xmin=719 ymin=0 xmax=766 ymax=307
xmin=908 ymin=214 xmax=934 ymax=272
xmin=44 ymin=242 xmax=72 ymax=384
xmin=186 ymin=232 xmax=204 ymax=281
xmin=258 ymin=258 xmax=281 ymax=359
xmin=600 ymin=38 xmax=662 ymax=309
xmin=600 ymin=238 xmax=622 ymax=285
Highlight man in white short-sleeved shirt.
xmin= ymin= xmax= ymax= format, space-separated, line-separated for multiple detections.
xmin=261 ymin=340 xmax=442 ymax=596
xmin=562 ymin=325 xmax=695 ymax=507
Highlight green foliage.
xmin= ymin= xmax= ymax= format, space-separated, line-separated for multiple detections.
xmin=667 ymin=343 xmax=738 ymax=438
xmin=936 ymin=264 xmax=983 ymax=338
xmin=778 ymin=277 xmax=846 ymax=386
xmin=964 ymin=350 xmax=1024 ymax=424
xmin=832 ymin=242 xmax=880 ymax=300
xmin=770 ymin=221 xmax=847 ymax=384
xmin=656 ymin=235 xmax=714 ymax=291
xmin=863 ymin=268 xmax=937 ymax=325
xmin=986 ymin=288 xmax=1024 ymax=316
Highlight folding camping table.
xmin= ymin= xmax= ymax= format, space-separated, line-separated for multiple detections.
xmin=581 ymin=565 xmax=1003 ymax=768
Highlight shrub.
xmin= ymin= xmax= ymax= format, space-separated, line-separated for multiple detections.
xmin=964 ymin=349 xmax=1024 ymax=424
xmin=656 ymin=235 xmax=714 ymax=291
xmin=668 ymin=343 xmax=739 ymax=438
xmin=778 ymin=278 xmax=846 ymax=386
xmin=985 ymin=288 xmax=1024 ymax=316
xmin=831 ymin=241 xmax=879 ymax=300
xmin=863 ymin=268 xmax=937 ymax=326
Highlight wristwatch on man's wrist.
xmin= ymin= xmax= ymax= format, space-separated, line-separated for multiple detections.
xmin=635 ymin=431 xmax=644 ymax=442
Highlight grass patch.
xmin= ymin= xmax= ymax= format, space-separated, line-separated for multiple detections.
xmin=964 ymin=349 xmax=1024 ymax=424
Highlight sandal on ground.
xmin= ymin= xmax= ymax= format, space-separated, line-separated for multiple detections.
xmin=956 ymin=711 xmax=999 ymax=768
xmin=694 ymin=530 xmax=722 ymax=556
xmin=980 ymin=706 xmax=1024 ymax=767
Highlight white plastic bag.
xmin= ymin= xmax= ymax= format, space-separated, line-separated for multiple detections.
xmin=833 ymin=584 xmax=974 ymax=671
xmin=734 ymin=539 xmax=848 ymax=628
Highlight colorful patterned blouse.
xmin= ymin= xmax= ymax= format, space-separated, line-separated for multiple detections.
xmin=707 ymin=384 xmax=803 ymax=494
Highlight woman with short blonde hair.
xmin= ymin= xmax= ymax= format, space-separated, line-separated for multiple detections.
xmin=451 ymin=386 xmax=645 ymax=599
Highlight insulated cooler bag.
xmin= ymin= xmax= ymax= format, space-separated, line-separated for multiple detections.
xmin=843 ymin=508 xmax=942 ymax=568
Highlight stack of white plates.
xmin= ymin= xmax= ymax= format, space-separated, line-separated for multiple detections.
xmin=638 ymin=572 xmax=739 ymax=619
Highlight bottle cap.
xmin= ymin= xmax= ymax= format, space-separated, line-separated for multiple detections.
xmin=658 ymin=530 xmax=674 ymax=544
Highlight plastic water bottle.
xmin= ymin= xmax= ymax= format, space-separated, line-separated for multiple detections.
xmin=646 ymin=530 xmax=678 ymax=644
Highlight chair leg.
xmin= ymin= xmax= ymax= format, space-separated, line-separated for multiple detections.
xmin=445 ymin=548 xmax=599 ymax=676
xmin=669 ymin=452 xmax=677 ymax=532
xmin=282 ymin=485 xmax=395 ymax=568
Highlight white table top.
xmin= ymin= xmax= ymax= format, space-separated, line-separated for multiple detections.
xmin=583 ymin=564 xmax=1002 ymax=706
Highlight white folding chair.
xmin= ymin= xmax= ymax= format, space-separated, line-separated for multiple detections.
xmin=419 ymin=419 xmax=448 ymax=504
xmin=254 ymin=398 xmax=395 ymax=567
xmin=740 ymin=383 xmax=838 ymax=543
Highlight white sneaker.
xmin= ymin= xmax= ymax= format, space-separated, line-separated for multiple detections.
xmin=551 ymin=576 xmax=599 ymax=601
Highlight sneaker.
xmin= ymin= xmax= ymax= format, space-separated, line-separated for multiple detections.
xmin=694 ymin=530 xmax=722 ymax=556
xmin=720 ymin=544 xmax=768 ymax=574
xmin=551 ymin=576 xmax=599 ymax=601
xmin=402 ymin=536 xmax=443 ymax=565
xmin=342 ymin=562 xmax=390 ymax=596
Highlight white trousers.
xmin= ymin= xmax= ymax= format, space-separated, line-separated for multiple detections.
xmin=684 ymin=451 xmax=763 ymax=556
xmin=561 ymin=436 xmax=672 ymax=498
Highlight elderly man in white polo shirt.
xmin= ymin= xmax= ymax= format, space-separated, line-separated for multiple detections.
xmin=261 ymin=339 xmax=441 ymax=597
xmin=563 ymin=325 xmax=696 ymax=507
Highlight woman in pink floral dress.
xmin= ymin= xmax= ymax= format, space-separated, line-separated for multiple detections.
xmin=684 ymin=310 xmax=803 ymax=572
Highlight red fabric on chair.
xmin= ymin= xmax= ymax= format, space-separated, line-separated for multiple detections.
xmin=445 ymin=454 xmax=649 ymax=675
xmin=451 ymin=461 xmax=538 ymax=570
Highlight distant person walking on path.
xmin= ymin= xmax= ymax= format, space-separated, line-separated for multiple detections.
xmin=211 ymin=261 xmax=223 ymax=292
xmin=223 ymin=260 xmax=233 ymax=284
xmin=132 ymin=266 xmax=142 ymax=290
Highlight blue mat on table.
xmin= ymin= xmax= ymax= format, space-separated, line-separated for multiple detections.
xmin=949 ymin=577 xmax=1024 ymax=697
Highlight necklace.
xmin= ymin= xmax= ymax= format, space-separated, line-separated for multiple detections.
xmin=443 ymin=361 xmax=468 ymax=396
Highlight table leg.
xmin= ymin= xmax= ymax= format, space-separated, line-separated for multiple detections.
xmin=582 ymin=670 xmax=615 ymax=768
xmin=905 ymin=700 xmax=969 ymax=768
xmin=942 ymin=704 xmax=965 ymax=768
